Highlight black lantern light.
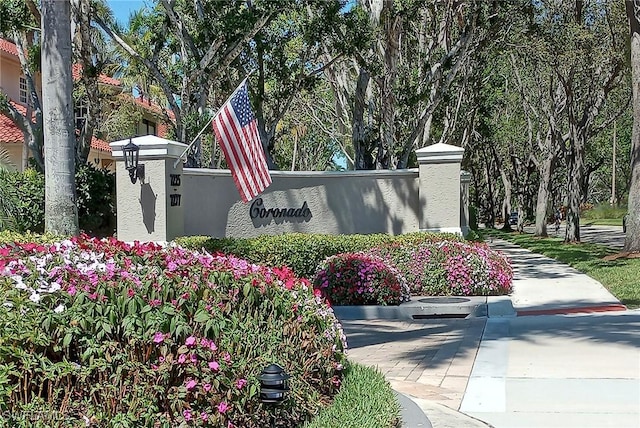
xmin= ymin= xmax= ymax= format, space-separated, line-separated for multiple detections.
xmin=258 ymin=363 xmax=290 ymax=404
xmin=123 ymin=139 xmax=144 ymax=184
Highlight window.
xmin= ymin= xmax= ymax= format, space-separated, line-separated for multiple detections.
xmin=19 ymin=76 xmax=27 ymax=104
xmin=141 ymin=119 xmax=156 ymax=136
xmin=75 ymin=99 xmax=88 ymax=131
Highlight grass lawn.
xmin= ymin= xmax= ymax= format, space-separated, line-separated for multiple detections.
xmin=304 ymin=363 xmax=400 ymax=428
xmin=482 ymin=229 xmax=640 ymax=309
xmin=582 ymin=218 xmax=623 ymax=226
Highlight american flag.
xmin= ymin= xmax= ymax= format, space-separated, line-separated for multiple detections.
xmin=212 ymin=80 xmax=272 ymax=202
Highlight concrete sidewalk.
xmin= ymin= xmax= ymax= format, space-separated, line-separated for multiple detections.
xmin=462 ymin=239 xmax=640 ymax=428
xmin=341 ymin=237 xmax=640 ymax=428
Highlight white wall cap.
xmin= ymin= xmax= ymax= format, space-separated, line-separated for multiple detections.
xmin=110 ymin=135 xmax=188 ymax=160
xmin=416 ymin=143 xmax=464 ymax=163
xmin=184 ymin=167 xmax=419 ymax=179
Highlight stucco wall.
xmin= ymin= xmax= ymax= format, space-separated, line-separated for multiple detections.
xmin=182 ymin=168 xmax=420 ymax=238
xmin=0 ymin=143 xmax=24 ymax=171
xmin=115 ymin=158 xmax=184 ymax=242
xmin=111 ymin=137 xmax=466 ymax=242
xmin=0 ymin=53 xmax=22 ymax=102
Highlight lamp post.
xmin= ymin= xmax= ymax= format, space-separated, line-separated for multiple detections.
xmin=122 ymin=139 xmax=144 ymax=184
xmin=258 ymin=363 xmax=290 ymax=404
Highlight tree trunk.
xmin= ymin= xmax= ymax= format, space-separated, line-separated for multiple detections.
xmin=625 ymin=1 xmax=640 ymax=251
xmin=71 ymin=0 xmax=99 ymax=165
xmin=534 ymin=155 xmax=554 ymax=237
xmin=482 ymin=148 xmax=496 ymax=228
xmin=564 ymin=143 xmax=582 ymax=242
xmin=500 ymin=168 xmax=513 ymax=231
xmin=42 ymin=0 xmax=79 ymax=236
xmin=353 ymin=68 xmax=372 ymax=170
xmin=377 ymin=0 xmax=401 ymax=169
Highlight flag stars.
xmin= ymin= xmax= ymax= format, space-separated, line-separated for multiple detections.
xmin=231 ymin=86 xmax=255 ymax=127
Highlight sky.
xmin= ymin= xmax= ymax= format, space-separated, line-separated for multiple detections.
xmin=107 ymin=0 xmax=147 ymax=27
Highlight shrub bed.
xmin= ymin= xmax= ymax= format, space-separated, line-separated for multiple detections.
xmin=0 ymin=236 xmax=346 ymax=427
xmin=370 ymin=240 xmax=513 ymax=296
xmin=313 ymin=253 xmax=410 ymax=306
xmin=176 ymin=232 xmax=464 ymax=279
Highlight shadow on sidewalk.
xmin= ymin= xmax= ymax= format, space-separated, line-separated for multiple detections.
xmin=341 ymin=318 xmax=485 ymax=370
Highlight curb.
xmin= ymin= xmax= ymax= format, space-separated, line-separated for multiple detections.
xmin=402 ymin=395 xmax=494 ymax=428
xmin=332 ymin=296 xmax=488 ymax=321
xmin=395 ymin=390 xmax=432 ymax=428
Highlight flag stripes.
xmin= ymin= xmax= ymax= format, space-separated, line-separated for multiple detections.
xmin=212 ymin=80 xmax=271 ymax=202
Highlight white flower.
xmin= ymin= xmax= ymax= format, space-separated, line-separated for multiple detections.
xmin=3 ymin=302 xmax=13 ymax=309
xmin=29 ymin=292 xmax=41 ymax=303
xmin=11 ymin=275 xmax=27 ymax=290
xmin=54 ymin=304 xmax=65 ymax=313
xmin=49 ymin=282 xmax=61 ymax=293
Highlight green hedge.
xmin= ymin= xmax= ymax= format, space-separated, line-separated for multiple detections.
xmin=0 ymin=164 xmax=115 ymax=236
xmin=176 ymin=232 xmax=464 ymax=279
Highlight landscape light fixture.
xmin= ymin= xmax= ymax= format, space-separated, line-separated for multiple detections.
xmin=258 ymin=363 xmax=290 ymax=404
xmin=123 ymin=138 xmax=145 ymax=184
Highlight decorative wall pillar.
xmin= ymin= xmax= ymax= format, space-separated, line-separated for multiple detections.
xmin=110 ymin=136 xmax=187 ymax=242
xmin=416 ymin=143 xmax=465 ymax=234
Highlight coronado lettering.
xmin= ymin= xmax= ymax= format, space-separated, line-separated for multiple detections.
xmin=250 ymin=198 xmax=311 ymax=219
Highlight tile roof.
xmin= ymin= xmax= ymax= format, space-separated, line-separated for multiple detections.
xmin=0 ymin=39 xmax=18 ymax=56
xmin=1 ymin=40 xmax=121 ymax=87
xmin=0 ymin=112 xmax=24 ymax=142
xmin=71 ymin=63 xmax=122 ymax=87
xmin=0 ymin=111 xmax=111 ymax=152
xmin=91 ymin=136 xmax=111 ymax=152
xmin=133 ymin=96 xmax=164 ymax=115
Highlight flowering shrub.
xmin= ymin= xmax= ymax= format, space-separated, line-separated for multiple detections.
xmin=0 ymin=236 xmax=346 ymax=427
xmin=176 ymin=231 xmax=463 ymax=279
xmin=313 ymin=253 xmax=411 ymax=306
xmin=370 ymin=240 xmax=513 ymax=296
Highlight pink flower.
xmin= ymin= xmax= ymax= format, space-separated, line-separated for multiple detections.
xmin=178 ymin=354 xmax=187 ymax=364
xmin=159 ymin=356 xmax=165 ymax=363
xmin=223 ymin=352 xmax=231 ymax=364
xmin=185 ymin=379 xmax=197 ymax=390
xmin=190 ymin=354 xmax=198 ymax=363
xmin=200 ymin=412 xmax=208 ymax=421
xmin=209 ymin=341 xmax=218 ymax=351
xmin=67 ymin=285 xmax=77 ymax=296
xmin=185 ymin=336 xmax=197 ymax=347
xmin=149 ymin=299 xmax=161 ymax=307
xmin=153 ymin=332 xmax=165 ymax=344
xmin=183 ymin=409 xmax=192 ymax=421
xmin=227 ymin=422 xmax=235 ymax=428
xmin=217 ymin=401 xmax=229 ymax=414
xmin=236 ymin=378 xmax=247 ymax=389
xmin=200 ymin=338 xmax=210 ymax=348
xmin=208 ymin=361 xmax=219 ymax=371
xmin=203 ymin=383 xmax=212 ymax=392
xmin=127 ymin=288 xmax=135 ymax=297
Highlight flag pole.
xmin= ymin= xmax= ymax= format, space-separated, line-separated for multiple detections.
xmin=173 ymin=73 xmax=253 ymax=169
xmin=173 ymin=115 xmax=215 ymax=169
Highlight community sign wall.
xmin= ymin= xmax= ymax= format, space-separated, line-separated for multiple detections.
xmin=110 ymin=136 xmax=470 ymax=242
